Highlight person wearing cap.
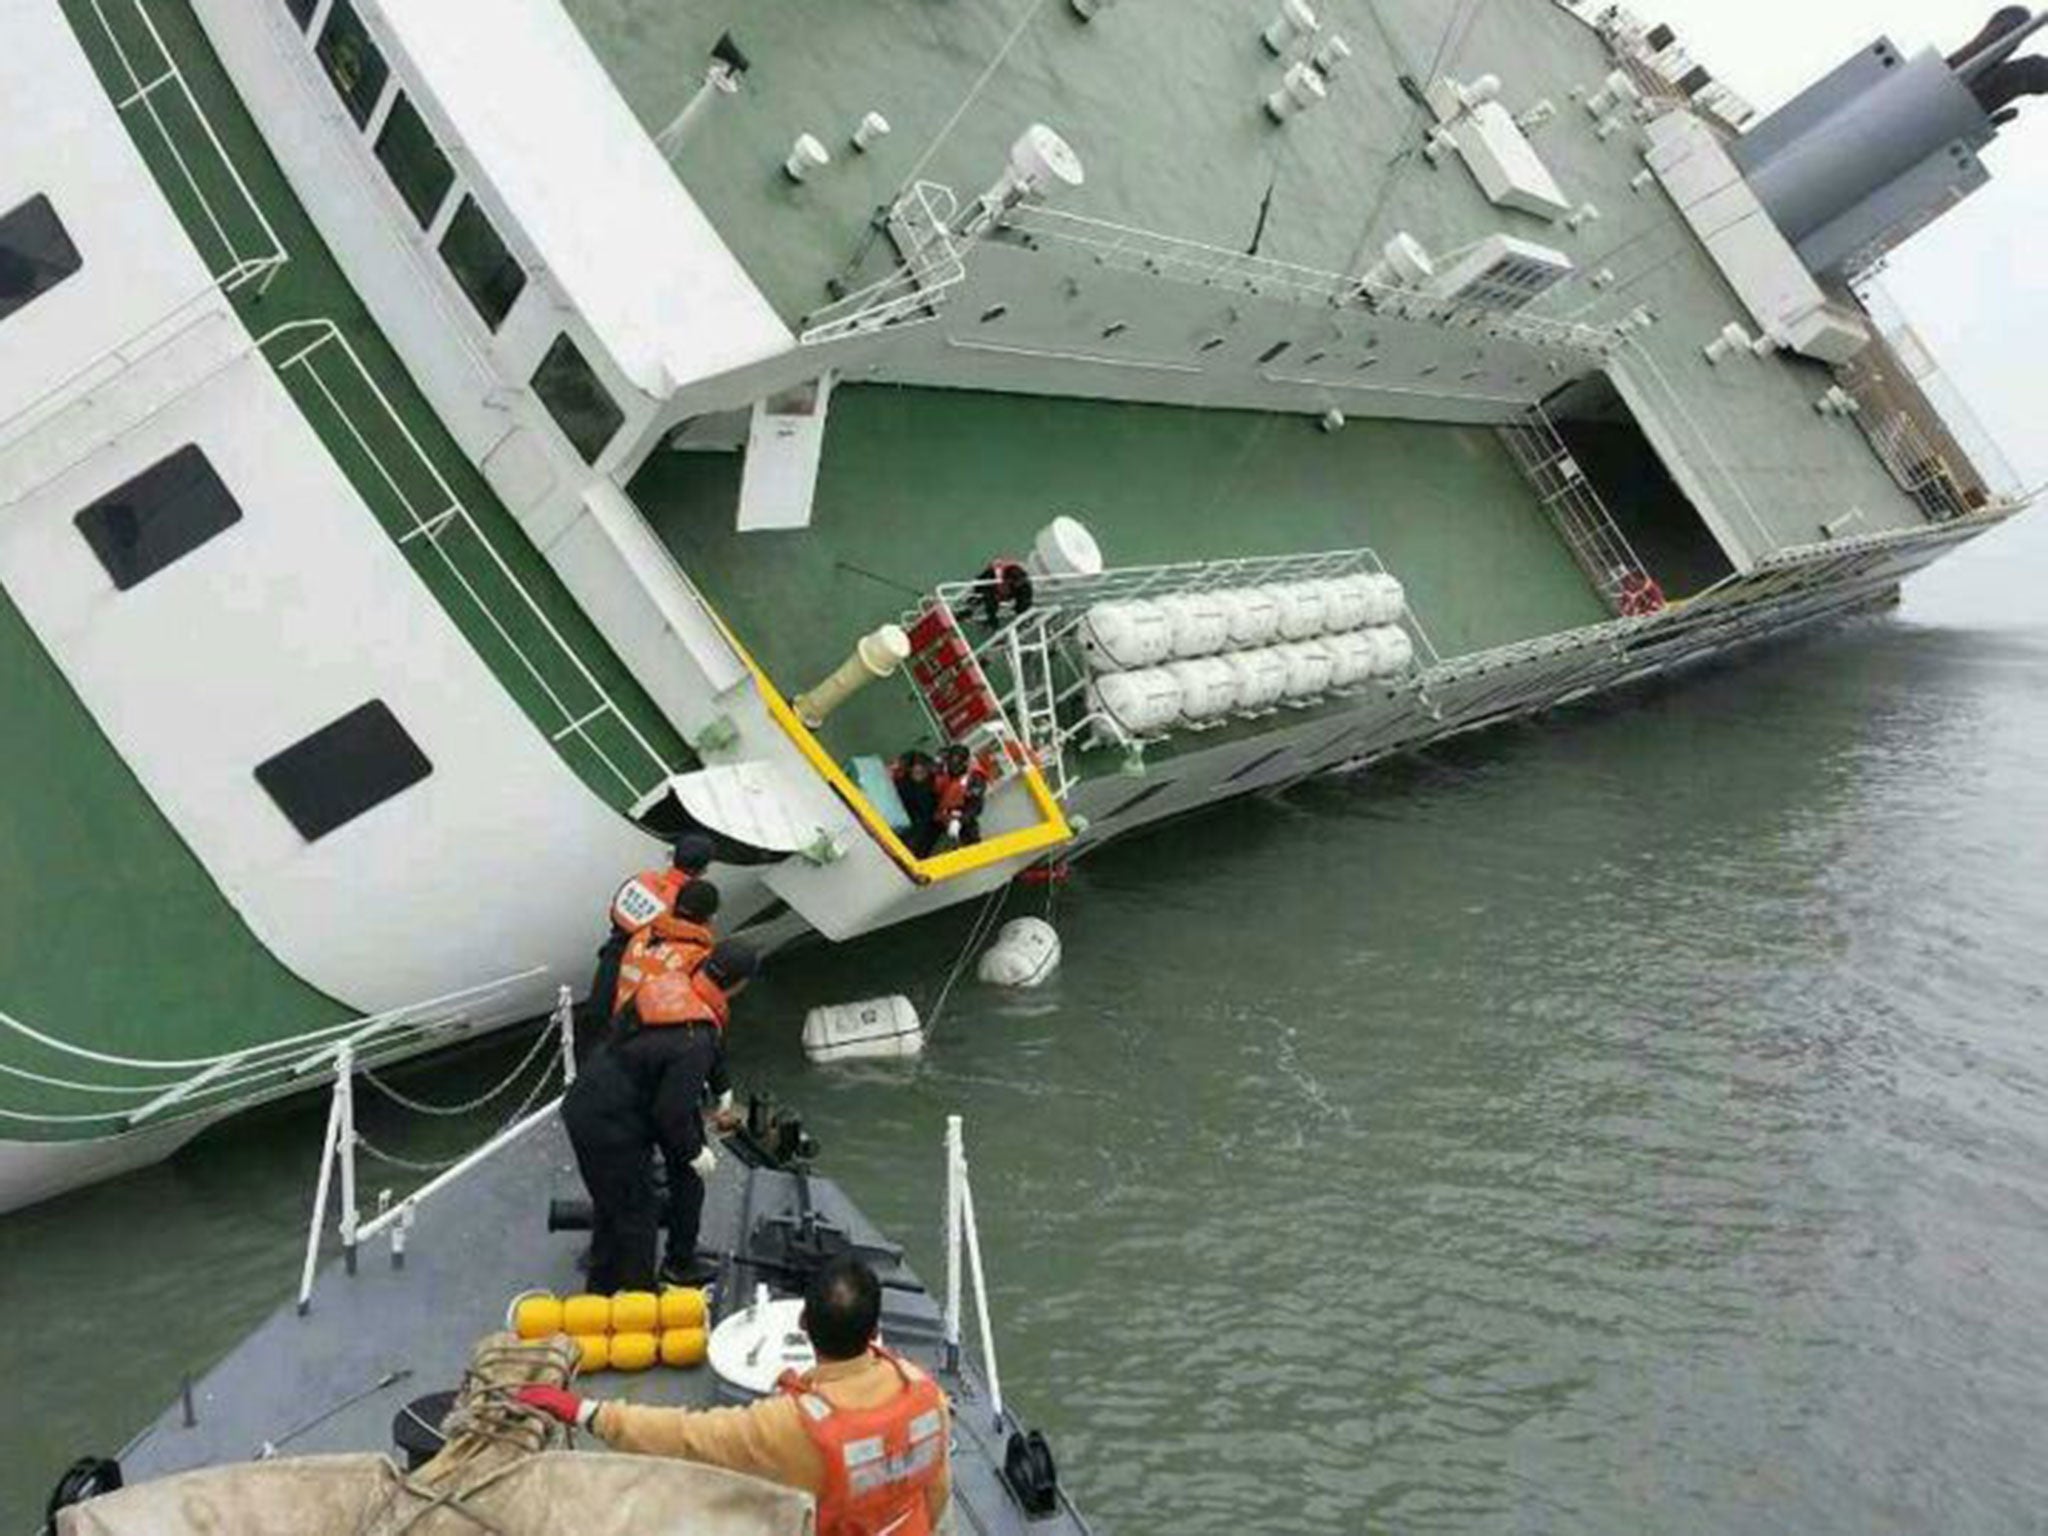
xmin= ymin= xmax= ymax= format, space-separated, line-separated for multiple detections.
xmin=562 ymin=939 xmax=760 ymax=1292
xmin=518 ymin=1255 xmax=951 ymax=1535
xmin=588 ymin=835 xmax=715 ymax=1034
xmin=612 ymin=879 xmax=721 ymax=1025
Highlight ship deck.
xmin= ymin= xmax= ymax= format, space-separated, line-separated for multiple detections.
xmin=630 ymin=384 xmax=1608 ymax=759
xmin=565 ymin=0 xmax=1939 ymax=717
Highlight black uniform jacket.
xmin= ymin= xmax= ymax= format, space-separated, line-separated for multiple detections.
xmin=562 ymin=1019 xmax=721 ymax=1158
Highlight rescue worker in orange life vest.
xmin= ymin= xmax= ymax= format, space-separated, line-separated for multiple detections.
xmin=611 ymin=879 xmax=721 ymax=1025
xmin=588 ymin=834 xmax=714 ymax=1033
xmin=517 ymin=1255 xmax=951 ymax=1535
xmin=561 ymin=939 xmax=758 ymax=1293
xmin=933 ymin=744 xmax=989 ymax=848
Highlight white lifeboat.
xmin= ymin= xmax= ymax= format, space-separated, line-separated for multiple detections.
xmin=1362 ymin=573 xmax=1408 ymax=627
xmin=1322 ymin=629 xmax=1378 ymax=689
xmin=1320 ymin=575 xmax=1375 ymax=632
xmin=1094 ymin=667 xmax=1184 ymax=735
xmin=1223 ymin=647 xmax=1290 ymax=712
xmin=1272 ymin=582 xmax=1330 ymax=641
xmin=1368 ymin=625 xmax=1416 ymax=676
xmin=1277 ymin=639 xmax=1336 ymax=699
xmin=1081 ymin=599 xmax=1174 ymax=672
xmin=1218 ymin=587 xmax=1283 ymax=649
xmin=976 ymin=917 xmax=1062 ymax=988
xmin=802 ymin=996 xmax=925 ymax=1063
xmin=1157 ymin=591 xmax=1232 ymax=657
xmin=1167 ymin=656 xmax=1240 ymax=721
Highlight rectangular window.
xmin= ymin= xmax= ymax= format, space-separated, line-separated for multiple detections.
xmin=74 ymin=446 xmax=243 ymax=591
xmin=438 ymin=196 xmax=525 ymax=331
xmin=530 ymin=334 xmax=624 ymax=463
xmin=315 ymin=0 xmax=388 ymax=129
xmin=1099 ymin=779 xmax=1175 ymax=823
xmin=0 ymin=194 xmax=84 ymax=325
xmin=373 ymin=92 xmax=454 ymax=228
xmin=255 ymin=700 xmax=432 ymax=841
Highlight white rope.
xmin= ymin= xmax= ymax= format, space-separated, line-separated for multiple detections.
xmin=925 ymin=882 xmax=1013 ymax=1039
xmin=898 ymin=0 xmax=1051 ymax=192
xmin=363 ymin=1018 xmax=557 ymax=1118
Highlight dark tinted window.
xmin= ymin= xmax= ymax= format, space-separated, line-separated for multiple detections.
xmin=531 ymin=334 xmax=624 ymax=463
xmin=283 ymin=0 xmax=317 ymax=29
xmin=74 ymin=446 xmax=242 ymax=590
xmin=255 ymin=700 xmax=432 ymax=841
xmin=316 ymin=0 xmax=388 ymax=129
xmin=374 ymin=92 xmax=454 ymax=228
xmin=439 ymin=196 xmax=525 ymax=331
xmin=0 ymin=195 xmax=83 ymax=324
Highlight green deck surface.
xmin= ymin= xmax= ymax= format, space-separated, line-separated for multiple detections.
xmin=566 ymin=0 xmax=1934 ymax=561
xmin=630 ymin=383 xmax=1607 ymax=759
xmin=61 ymin=0 xmax=690 ymax=813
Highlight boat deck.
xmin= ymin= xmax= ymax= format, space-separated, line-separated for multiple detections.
xmin=115 ymin=1111 xmax=1088 ymax=1534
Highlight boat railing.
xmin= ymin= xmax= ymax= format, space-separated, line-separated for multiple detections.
xmin=998 ymin=205 xmax=1617 ymax=360
xmin=1496 ymin=405 xmax=1654 ymax=613
xmin=258 ymin=320 xmax=679 ymax=803
xmin=296 ymin=985 xmax=577 ymax=1312
xmin=943 ymin=1114 xmax=1006 ymax=1433
xmin=800 ymin=183 xmax=970 ymax=346
xmin=0 ymin=968 xmax=549 ymax=1135
xmin=79 ymin=0 xmax=288 ymax=294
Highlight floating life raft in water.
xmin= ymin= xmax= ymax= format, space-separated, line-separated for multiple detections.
xmin=977 ymin=917 xmax=1062 ymax=989
xmin=802 ymin=996 xmax=924 ymax=1062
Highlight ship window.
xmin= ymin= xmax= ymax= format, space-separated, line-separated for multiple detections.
xmin=374 ymin=93 xmax=453 ymax=228
xmin=316 ymin=0 xmax=388 ymax=129
xmin=439 ymin=196 xmax=526 ymax=331
xmin=255 ymin=700 xmax=432 ymax=841
xmin=73 ymin=445 xmax=242 ymax=591
xmin=283 ymin=0 xmax=317 ymax=29
xmin=0 ymin=195 xmax=83 ymax=325
xmin=1257 ymin=340 xmax=1291 ymax=364
xmin=531 ymin=333 xmax=624 ymax=463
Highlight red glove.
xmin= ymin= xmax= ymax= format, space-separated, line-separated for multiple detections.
xmin=515 ymin=1384 xmax=596 ymax=1429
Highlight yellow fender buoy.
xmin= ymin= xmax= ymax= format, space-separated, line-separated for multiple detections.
xmin=610 ymin=1332 xmax=659 ymax=1372
xmin=575 ymin=1333 xmax=611 ymax=1373
xmin=659 ymin=1287 xmax=708 ymax=1330
xmin=611 ymin=1290 xmax=660 ymax=1334
xmin=660 ymin=1326 xmax=709 ymax=1368
xmin=509 ymin=1292 xmax=564 ymax=1341
xmin=562 ymin=1294 xmax=611 ymax=1336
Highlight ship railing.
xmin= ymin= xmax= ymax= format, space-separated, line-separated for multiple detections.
xmin=918 ymin=546 xmax=1444 ymax=796
xmin=800 ymin=183 xmax=969 ymax=346
xmin=259 ymin=320 xmax=678 ymax=803
xmin=0 ymin=969 xmax=548 ymax=1135
xmin=1496 ymin=405 xmax=1653 ymax=614
xmin=997 ymin=205 xmax=1616 ymax=359
xmin=297 ymin=985 xmax=578 ymax=1313
xmin=80 ymin=0 xmax=288 ymax=294
xmin=943 ymin=1115 xmax=1007 ymax=1433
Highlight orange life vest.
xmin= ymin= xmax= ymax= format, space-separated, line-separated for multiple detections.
xmin=612 ymin=918 xmax=716 ymax=1017
xmin=610 ymin=867 xmax=686 ymax=935
xmin=632 ymin=967 xmax=732 ymax=1031
xmin=778 ymin=1348 xmax=948 ymax=1536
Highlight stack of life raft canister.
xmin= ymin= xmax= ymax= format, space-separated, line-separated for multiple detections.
xmin=1083 ymin=573 xmax=1414 ymax=738
xmin=509 ymin=1286 xmax=711 ymax=1374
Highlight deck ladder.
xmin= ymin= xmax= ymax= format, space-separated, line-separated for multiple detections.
xmin=1497 ymin=406 xmax=1652 ymax=613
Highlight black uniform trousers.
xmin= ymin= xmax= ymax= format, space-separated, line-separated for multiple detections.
xmin=570 ymin=1134 xmax=660 ymax=1295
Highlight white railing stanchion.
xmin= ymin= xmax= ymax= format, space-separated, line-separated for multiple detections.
xmin=555 ymin=985 xmax=578 ymax=1086
xmin=335 ymin=1044 xmax=360 ymax=1276
xmin=297 ymin=1077 xmax=344 ymax=1316
xmin=944 ymin=1115 xmax=965 ymax=1375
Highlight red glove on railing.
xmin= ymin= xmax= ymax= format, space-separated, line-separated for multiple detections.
xmin=516 ymin=1384 xmax=597 ymax=1430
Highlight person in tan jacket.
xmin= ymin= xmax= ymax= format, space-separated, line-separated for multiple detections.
xmin=519 ymin=1256 xmax=951 ymax=1534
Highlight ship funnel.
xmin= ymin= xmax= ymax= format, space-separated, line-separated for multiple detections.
xmin=793 ymin=626 xmax=912 ymax=728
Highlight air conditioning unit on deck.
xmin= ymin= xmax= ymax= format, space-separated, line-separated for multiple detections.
xmin=1429 ymin=234 xmax=1576 ymax=313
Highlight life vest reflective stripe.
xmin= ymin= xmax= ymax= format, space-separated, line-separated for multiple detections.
xmin=612 ymin=920 xmax=715 ymax=1016
xmin=634 ymin=968 xmax=732 ymax=1031
xmin=778 ymin=1347 xmax=947 ymax=1536
xmin=611 ymin=867 xmax=685 ymax=935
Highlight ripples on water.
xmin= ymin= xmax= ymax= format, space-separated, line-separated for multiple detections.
xmin=6 ymin=566 xmax=2048 ymax=1531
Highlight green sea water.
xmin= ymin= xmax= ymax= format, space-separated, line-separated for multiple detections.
xmin=5 ymin=518 xmax=2046 ymax=1532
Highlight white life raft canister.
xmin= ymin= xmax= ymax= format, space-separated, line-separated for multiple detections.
xmin=976 ymin=917 xmax=1062 ymax=988
xmin=801 ymin=996 xmax=924 ymax=1063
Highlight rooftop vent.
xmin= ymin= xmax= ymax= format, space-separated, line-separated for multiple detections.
xmin=655 ymin=31 xmax=751 ymax=156
xmin=1358 ymin=233 xmax=1436 ymax=300
xmin=784 ymin=134 xmax=830 ymax=182
xmin=1312 ymin=35 xmax=1353 ymax=77
xmin=1429 ymin=234 xmax=1575 ymax=312
xmin=964 ymin=124 xmax=1085 ymax=234
xmin=1262 ymin=0 xmax=1318 ymax=56
xmin=1070 ymin=0 xmax=1119 ymax=18
xmin=1266 ymin=61 xmax=1329 ymax=122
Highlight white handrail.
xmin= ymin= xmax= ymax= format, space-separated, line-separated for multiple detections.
xmin=82 ymin=0 xmax=288 ymax=294
xmin=259 ymin=320 xmax=679 ymax=802
xmin=298 ymin=986 xmax=576 ymax=1312
xmin=942 ymin=1115 xmax=1005 ymax=1431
